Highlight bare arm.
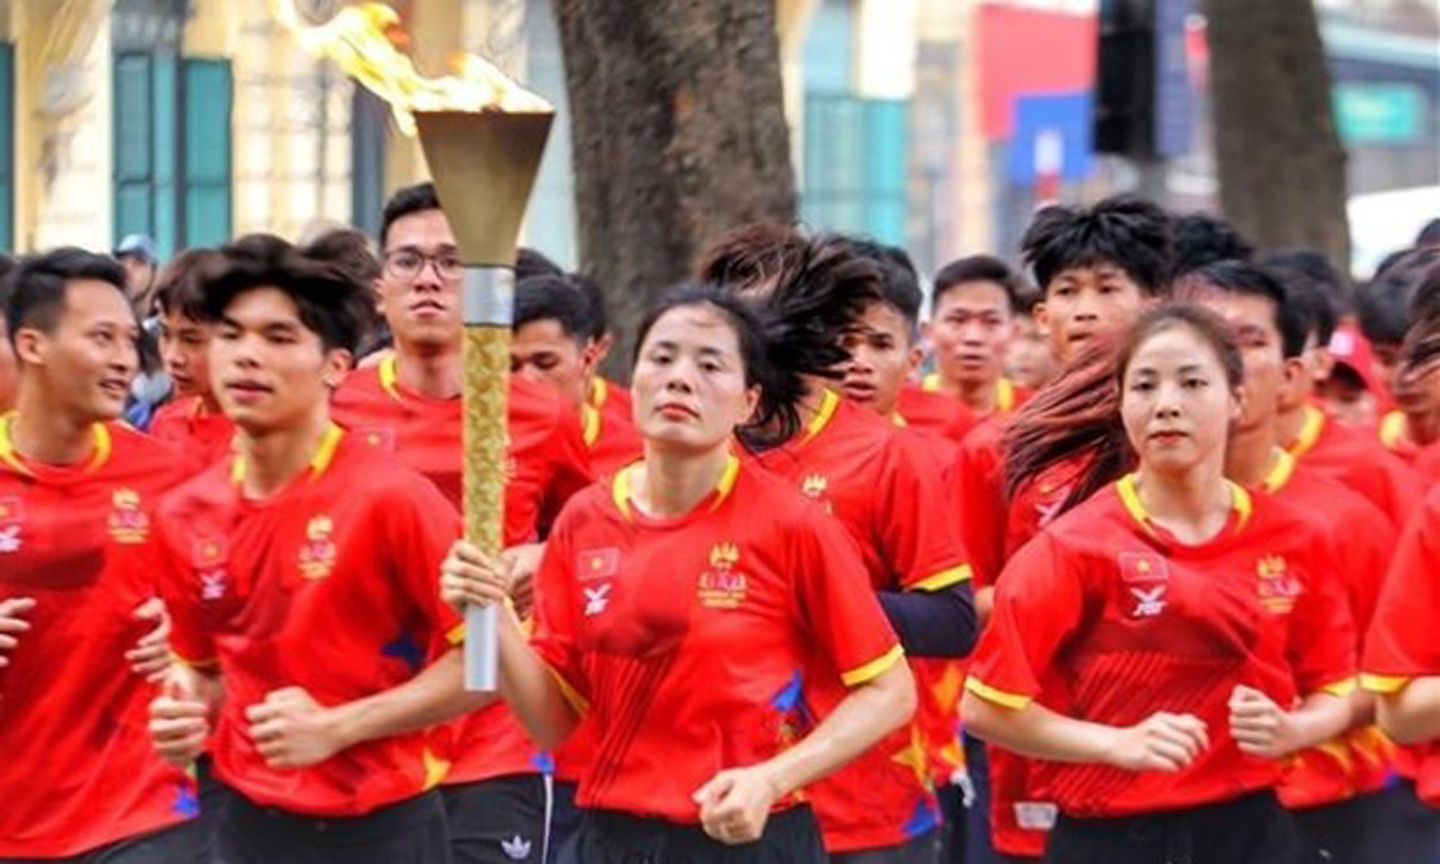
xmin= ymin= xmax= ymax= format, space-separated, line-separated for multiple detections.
xmin=493 ymin=607 xmax=582 ymax=749
xmin=326 ymin=648 xmax=493 ymax=747
xmin=1377 ymin=677 xmax=1440 ymax=745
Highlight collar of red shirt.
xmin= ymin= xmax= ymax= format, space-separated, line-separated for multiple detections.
xmin=228 ymin=421 xmax=345 ymax=488
xmin=1115 ymin=472 xmax=1254 ymax=545
xmin=610 ymin=453 xmax=741 ymax=524
xmin=0 ymin=411 xmax=113 ymax=476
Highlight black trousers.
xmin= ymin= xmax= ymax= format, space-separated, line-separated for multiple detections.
xmin=1043 ymin=790 xmax=1299 ymax=864
xmin=829 ymin=829 xmax=941 ymax=864
xmin=548 ymin=780 xmax=585 ymax=864
xmin=1358 ymin=781 xmax=1440 ymax=864
xmin=0 ymin=819 xmax=208 ymax=864
xmin=579 ymin=806 xmax=826 ymax=864
xmin=442 ymin=773 xmax=551 ymax=864
xmin=215 ymin=784 xmax=452 ymax=864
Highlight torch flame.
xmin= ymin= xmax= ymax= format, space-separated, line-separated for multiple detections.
xmin=271 ymin=0 xmax=552 ymax=135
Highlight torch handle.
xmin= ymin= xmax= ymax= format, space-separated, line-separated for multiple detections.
xmin=461 ymin=267 xmax=516 ymax=693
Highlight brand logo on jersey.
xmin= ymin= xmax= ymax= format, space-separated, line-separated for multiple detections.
xmin=1256 ymin=555 xmax=1300 ymax=614
xmin=0 ymin=496 xmax=22 ymax=526
xmin=1129 ymin=585 xmax=1167 ymax=618
xmin=357 ymin=427 xmax=395 ymax=451
xmin=577 ymin=547 xmax=620 ymax=580
xmin=699 ymin=542 xmax=748 ymax=609
xmin=583 ymin=582 xmax=612 ymax=617
xmin=501 ymin=835 xmax=533 ymax=860
xmin=299 ymin=514 xmax=337 ymax=579
xmin=107 ymin=488 xmax=150 ymax=544
xmin=0 ymin=525 xmax=20 ymax=554
xmin=200 ymin=569 xmax=227 ymax=601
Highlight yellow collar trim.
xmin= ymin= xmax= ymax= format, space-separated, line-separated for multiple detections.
xmin=581 ymin=403 xmax=602 ymax=448
xmin=231 ymin=422 xmax=345 ymax=486
xmin=996 ymin=377 xmax=1016 ymax=413
xmin=890 ymin=411 xmax=907 ymax=428
xmin=922 ymin=372 xmax=941 ymax=393
xmin=0 ymin=412 xmax=112 ymax=475
xmin=1379 ymin=410 xmax=1407 ymax=450
xmin=378 ymin=354 xmax=402 ymax=402
xmin=803 ymin=389 xmax=841 ymax=444
xmin=611 ymin=454 xmax=741 ymax=522
xmin=1288 ymin=404 xmax=1326 ymax=459
xmin=1117 ymin=472 xmax=1253 ymax=539
xmin=1260 ymin=447 xmax=1298 ymax=495
xmin=589 ymin=377 xmax=608 ymax=410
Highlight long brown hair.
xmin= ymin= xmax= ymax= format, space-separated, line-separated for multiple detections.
xmin=1003 ymin=303 xmax=1243 ymax=516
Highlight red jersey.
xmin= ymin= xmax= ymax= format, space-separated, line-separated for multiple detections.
xmin=149 ymin=396 xmax=235 ymax=476
xmin=582 ymin=378 xmax=643 ymax=476
xmin=154 ymin=426 xmax=465 ymax=816
xmin=751 ymin=389 xmax=971 ymax=851
xmin=331 ymin=355 xmax=593 ymax=545
xmin=968 ymin=475 xmax=1356 ymax=818
xmin=331 ymin=357 xmax=593 ymax=786
xmin=0 ymin=418 xmax=195 ymax=858
xmin=531 ymin=456 xmax=901 ymax=822
xmin=1286 ymin=404 xmax=1423 ymax=531
xmin=1418 ymin=446 xmax=1440 ymax=484
xmin=921 ymin=373 xmax=1029 ymax=419
xmin=1363 ymin=485 xmax=1440 ymax=807
xmin=1254 ymin=452 xmax=1398 ymax=809
xmin=895 ymin=385 xmax=976 ymax=446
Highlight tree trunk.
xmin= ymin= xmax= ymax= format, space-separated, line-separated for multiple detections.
xmin=552 ymin=0 xmax=797 ymax=379
xmin=1203 ymin=0 xmax=1350 ymax=266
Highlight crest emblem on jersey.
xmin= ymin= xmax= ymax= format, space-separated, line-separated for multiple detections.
xmin=801 ymin=473 xmax=828 ymax=499
xmin=699 ymin=542 xmax=748 ymax=609
xmin=299 ymin=514 xmax=338 ymax=579
xmin=1256 ymin=554 xmax=1300 ymax=614
xmin=583 ymin=582 xmax=612 ymax=617
xmin=501 ymin=835 xmax=533 ymax=860
xmin=107 ymin=488 xmax=150 ymax=544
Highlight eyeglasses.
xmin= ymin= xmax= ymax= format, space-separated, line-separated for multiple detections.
xmin=384 ymin=249 xmax=464 ymax=281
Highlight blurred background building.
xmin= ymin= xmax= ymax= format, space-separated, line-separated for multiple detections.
xmin=1 ymin=0 xmax=1435 ymax=275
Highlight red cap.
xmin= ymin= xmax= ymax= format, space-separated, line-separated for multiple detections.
xmin=1327 ymin=321 xmax=1383 ymax=393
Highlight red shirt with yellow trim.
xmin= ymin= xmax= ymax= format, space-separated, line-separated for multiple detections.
xmin=582 ymin=377 xmax=643 ymax=476
xmin=895 ymin=384 xmax=976 ymax=447
xmin=751 ymin=390 xmax=972 ymax=851
xmin=0 ymin=418 xmax=196 ymax=858
xmin=967 ymin=475 xmax=1357 ymax=818
xmin=1254 ymin=451 xmax=1399 ymax=809
xmin=149 ymin=395 xmax=235 ymax=476
xmin=331 ymin=356 xmax=593 ymax=545
xmin=331 ymin=358 xmax=594 ymax=786
xmin=153 ymin=426 xmax=465 ymax=816
xmin=1363 ymin=485 xmax=1440 ymax=807
xmin=1286 ymin=404 xmax=1423 ymax=531
xmin=531 ymin=456 xmax=901 ymax=822
xmin=1378 ymin=409 xmax=1440 ymax=478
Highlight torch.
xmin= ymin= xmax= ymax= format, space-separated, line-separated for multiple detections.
xmin=415 ymin=111 xmax=552 ymax=691
xmin=271 ymin=1 xmax=554 ymax=691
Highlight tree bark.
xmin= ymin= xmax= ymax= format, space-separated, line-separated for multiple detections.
xmin=1203 ymin=0 xmax=1350 ymax=266
xmin=552 ymin=0 xmax=797 ymax=379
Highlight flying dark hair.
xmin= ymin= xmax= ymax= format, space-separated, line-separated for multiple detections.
xmin=839 ymin=236 xmax=922 ymax=338
xmin=5 ymin=247 xmax=129 ymax=349
xmin=1003 ymin=303 xmax=1241 ymax=514
xmin=1171 ymin=212 xmax=1254 ymax=276
xmin=702 ymin=225 xmax=883 ymax=381
xmin=1358 ymin=247 xmax=1440 ymax=346
xmin=932 ymin=254 xmax=1028 ymax=314
xmin=198 ymin=233 xmax=373 ymax=355
xmin=632 ymin=282 xmax=804 ymax=450
xmin=1020 ymin=195 xmax=1173 ymax=296
xmin=1174 ymin=259 xmax=1308 ymax=358
xmin=379 ymin=182 xmax=441 ymax=249
xmin=515 ymin=274 xmax=592 ymax=343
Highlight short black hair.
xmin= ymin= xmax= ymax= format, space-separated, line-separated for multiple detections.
xmin=1171 ymin=212 xmax=1254 ymax=275
xmin=305 ymin=228 xmax=381 ymax=286
xmin=1263 ymin=249 xmax=1348 ymax=341
xmin=1416 ymin=218 xmax=1440 ymax=247
xmin=154 ymin=247 xmax=223 ymax=321
xmin=1020 ymin=195 xmax=1173 ymax=296
xmin=1358 ymin=247 xmax=1440 ymax=346
xmin=840 ymin=236 xmax=922 ymax=339
xmin=571 ymin=273 xmax=608 ymax=340
xmin=379 ymin=182 xmax=441 ymax=250
xmin=198 ymin=233 xmax=372 ymax=355
xmin=1176 ymin=259 xmax=1308 ymax=358
xmin=932 ymin=254 xmax=1026 ymax=314
xmin=514 ymin=274 xmax=591 ymax=344
xmin=5 ymin=247 xmax=128 ymax=348
xmin=516 ymin=247 xmax=563 ymax=282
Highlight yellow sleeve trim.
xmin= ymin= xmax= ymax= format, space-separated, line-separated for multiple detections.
xmin=841 ymin=644 xmax=905 ymax=687
xmin=1318 ymin=676 xmax=1358 ymax=697
xmin=964 ymin=675 xmax=1033 ymax=710
xmin=171 ymin=650 xmax=220 ymax=671
xmin=1361 ymin=673 xmax=1411 ymax=694
xmin=446 ymin=622 xmax=467 ymax=646
xmin=546 ymin=664 xmax=590 ymax=714
xmin=909 ymin=564 xmax=973 ymax=592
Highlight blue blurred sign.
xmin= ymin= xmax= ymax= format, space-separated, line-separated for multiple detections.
xmin=1008 ymin=92 xmax=1093 ymax=185
xmin=1154 ymin=0 xmax=1194 ymax=157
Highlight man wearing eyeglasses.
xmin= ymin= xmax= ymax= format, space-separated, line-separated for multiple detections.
xmin=331 ymin=182 xmax=593 ymax=864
